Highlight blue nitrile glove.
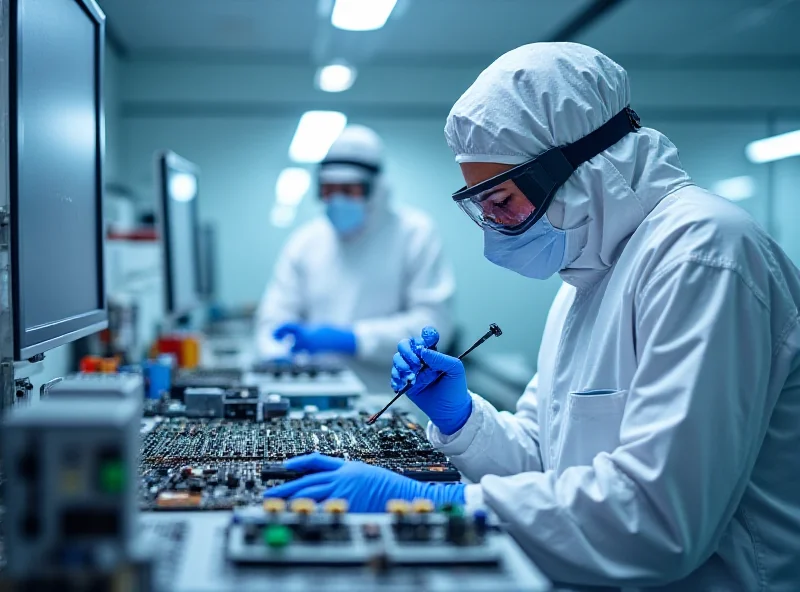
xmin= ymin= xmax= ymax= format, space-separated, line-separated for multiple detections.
xmin=273 ymin=323 xmax=357 ymax=355
xmin=263 ymin=453 xmax=465 ymax=512
xmin=391 ymin=326 xmax=472 ymax=436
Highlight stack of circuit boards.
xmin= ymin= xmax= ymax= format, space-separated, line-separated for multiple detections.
xmin=139 ymin=412 xmax=461 ymax=510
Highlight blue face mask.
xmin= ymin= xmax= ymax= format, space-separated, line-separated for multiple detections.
xmin=483 ymin=214 xmax=567 ymax=279
xmin=325 ymin=194 xmax=366 ymax=236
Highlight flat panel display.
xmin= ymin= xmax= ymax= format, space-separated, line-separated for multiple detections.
xmin=10 ymin=0 xmax=108 ymax=360
xmin=156 ymin=152 xmax=201 ymax=318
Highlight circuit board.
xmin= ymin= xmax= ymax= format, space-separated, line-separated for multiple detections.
xmin=139 ymin=412 xmax=461 ymax=511
xmin=138 ymin=511 xmax=551 ymax=592
xmin=249 ymin=360 xmax=344 ymax=377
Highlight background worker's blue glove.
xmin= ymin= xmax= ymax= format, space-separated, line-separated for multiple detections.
xmin=391 ymin=327 xmax=473 ymax=436
xmin=273 ymin=323 xmax=357 ymax=355
xmin=264 ymin=453 xmax=465 ymax=512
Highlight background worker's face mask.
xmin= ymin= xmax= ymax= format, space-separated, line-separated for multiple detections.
xmin=325 ymin=194 xmax=366 ymax=236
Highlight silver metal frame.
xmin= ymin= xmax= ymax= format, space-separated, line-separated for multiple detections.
xmin=1 ymin=0 xmax=17 ymax=409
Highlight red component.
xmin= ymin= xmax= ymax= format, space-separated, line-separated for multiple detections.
xmin=156 ymin=334 xmax=202 ymax=369
xmin=80 ymin=356 xmax=103 ymax=373
xmin=157 ymin=336 xmax=184 ymax=367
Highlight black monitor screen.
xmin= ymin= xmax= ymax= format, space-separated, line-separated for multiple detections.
xmin=198 ymin=224 xmax=217 ymax=301
xmin=10 ymin=0 xmax=107 ymax=360
xmin=157 ymin=152 xmax=201 ymax=318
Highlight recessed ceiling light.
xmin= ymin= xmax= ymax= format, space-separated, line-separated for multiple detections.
xmin=746 ymin=129 xmax=800 ymax=163
xmin=275 ymin=168 xmax=311 ymax=206
xmin=288 ymin=111 xmax=347 ymax=163
xmin=331 ymin=0 xmax=398 ymax=31
xmin=316 ymin=63 xmax=357 ymax=93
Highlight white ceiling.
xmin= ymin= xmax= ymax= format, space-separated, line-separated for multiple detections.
xmin=97 ymin=0 xmax=800 ymax=65
xmin=579 ymin=0 xmax=800 ymax=60
xmin=368 ymin=1 xmax=592 ymax=60
xmin=98 ymin=0 xmax=321 ymax=54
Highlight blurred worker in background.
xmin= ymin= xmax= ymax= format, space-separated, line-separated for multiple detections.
xmin=255 ymin=124 xmax=455 ymax=393
xmin=266 ymin=43 xmax=800 ymax=590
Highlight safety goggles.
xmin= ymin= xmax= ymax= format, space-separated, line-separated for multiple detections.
xmin=452 ymin=107 xmax=641 ymax=236
xmin=318 ymin=158 xmax=381 ymax=200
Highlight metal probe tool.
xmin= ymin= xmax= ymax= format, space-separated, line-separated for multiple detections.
xmin=366 ymin=323 xmax=502 ymax=425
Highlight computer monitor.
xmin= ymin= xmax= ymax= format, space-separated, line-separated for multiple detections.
xmin=155 ymin=151 xmax=202 ymax=319
xmin=8 ymin=0 xmax=108 ymax=361
xmin=198 ymin=223 xmax=217 ymax=302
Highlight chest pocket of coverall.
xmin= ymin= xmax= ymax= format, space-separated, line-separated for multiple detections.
xmin=557 ymin=389 xmax=627 ymax=469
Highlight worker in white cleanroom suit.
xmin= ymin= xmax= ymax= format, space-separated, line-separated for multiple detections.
xmin=255 ymin=125 xmax=455 ymax=394
xmin=266 ymin=44 xmax=800 ymax=591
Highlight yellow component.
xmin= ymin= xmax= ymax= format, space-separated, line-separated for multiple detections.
xmin=263 ymin=498 xmax=287 ymax=514
xmin=411 ymin=499 xmax=434 ymax=514
xmin=386 ymin=499 xmax=411 ymax=515
xmin=61 ymin=469 xmax=83 ymax=495
xmin=406 ymin=423 xmax=418 ymax=430
xmin=323 ymin=499 xmax=349 ymax=514
xmin=290 ymin=498 xmax=317 ymax=515
xmin=181 ymin=336 xmax=201 ymax=370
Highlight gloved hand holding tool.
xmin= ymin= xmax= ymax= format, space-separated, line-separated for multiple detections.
xmin=273 ymin=323 xmax=356 ymax=355
xmin=368 ymin=324 xmax=502 ymax=433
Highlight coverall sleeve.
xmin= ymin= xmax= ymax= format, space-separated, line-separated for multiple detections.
xmin=353 ymin=223 xmax=456 ymax=363
xmin=254 ymin=238 xmax=307 ymax=358
xmin=427 ymin=375 xmax=544 ymax=483
xmin=478 ymin=259 xmax=777 ymax=587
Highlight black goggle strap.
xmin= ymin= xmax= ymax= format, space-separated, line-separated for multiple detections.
xmin=516 ymin=106 xmax=641 ymax=205
xmin=318 ymin=159 xmax=379 ymax=199
xmin=452 ymin=106 xmax=641 ymax=205
xmin=319 ymin=159 xmax=382 ymax=175
xmin=561 ymin=106 xmax=641 ymax=170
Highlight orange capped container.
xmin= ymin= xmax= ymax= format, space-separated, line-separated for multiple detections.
xmin=99 ymin=358 xmax=119 ymax=374
xmin=181 ymin=336 xmax=201 ymax=370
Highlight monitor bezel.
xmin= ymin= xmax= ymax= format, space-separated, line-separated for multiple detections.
xmin=198 ymin=222 xmax=216 ymax=302
xmin=155 ymin=150 xmax=202 ymax=320
xmin=9 ymin=0 xmax=109 ymax=361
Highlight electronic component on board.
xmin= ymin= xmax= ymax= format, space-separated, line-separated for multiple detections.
xmin=223 ymin=388 xmax=259 ymax=420
xmin=260 ymin=393 xmax=290 ymax=419
xmin=245 ymin=362 xmax=366 ymax=410
xmin=170 ymin=368 xmax=243 ymax=402
xmin=184 ymin=387 xmax=225 ymax=418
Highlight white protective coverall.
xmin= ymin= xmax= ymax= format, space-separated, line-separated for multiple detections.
xmin=434 ymin=43 xmax=800 ymax=590
xmin=256 ymin=126 xmax=456 ymax=394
